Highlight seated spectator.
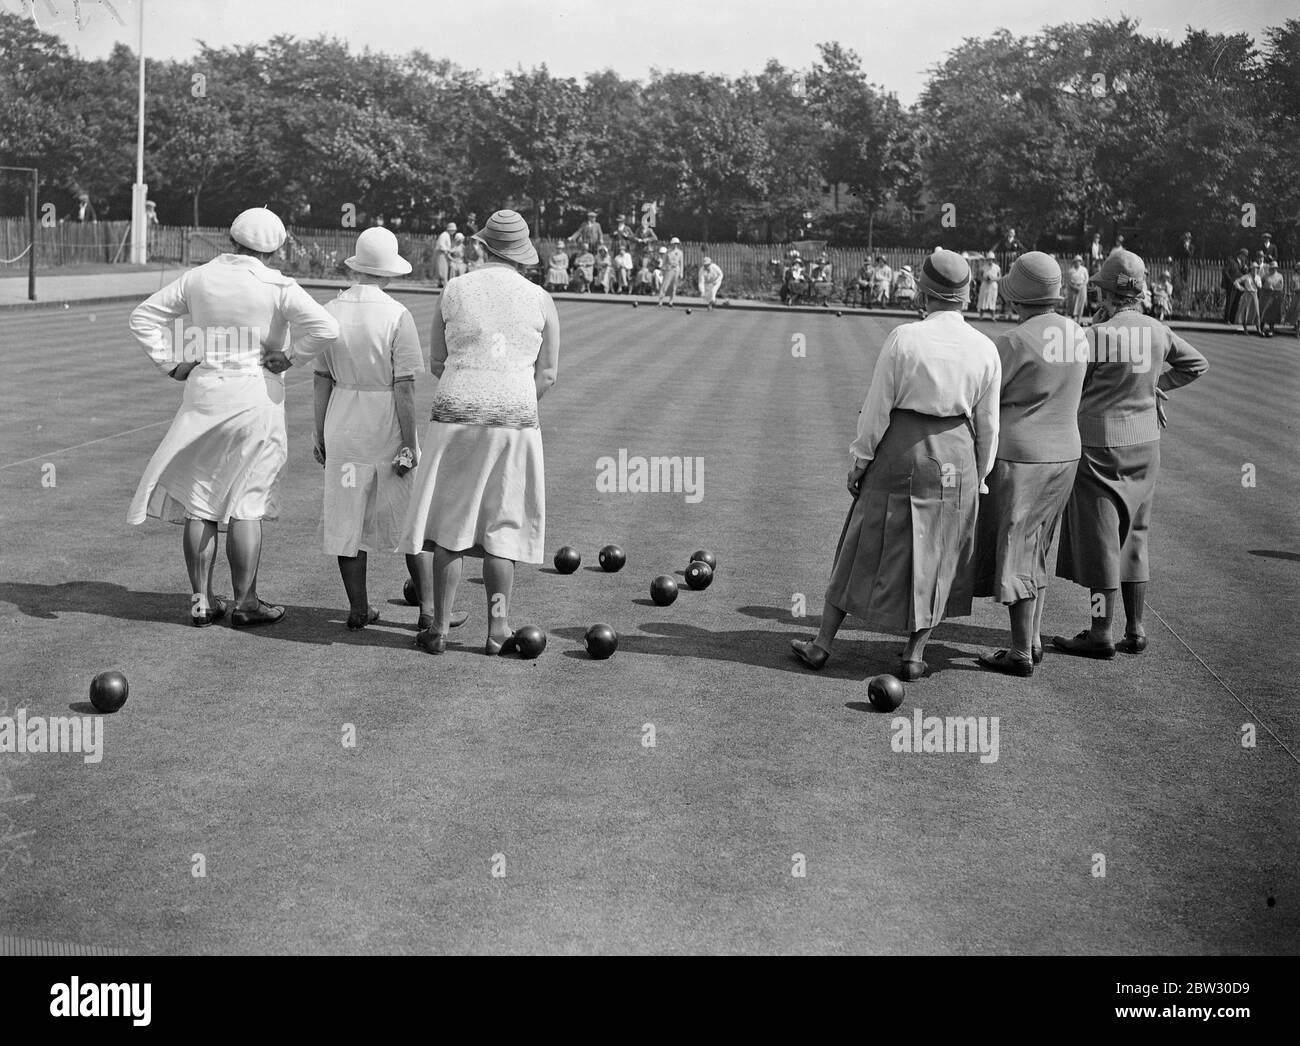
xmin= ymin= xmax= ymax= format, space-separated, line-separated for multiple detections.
xmin=635 ymin=254 xmax=656 ymax=294
xmin=869 ymin=254 xmax=893 ymax=307
xmin=811 ymin=254 xmax=834 ymax=304
xmin=893 ymin=264 xmax=917 ymax=307
xmin=1151 ymin=270 xmax=1173 ymax=321
xmin=613 ymin=246 xmax=633 ymax=293
xmin=545 ymin=244 xmax=570 ymax=292
xmin=593 ymin=245 xmax=612 ymax=292
xmin=571 ymin=247 xmax=596 ymax=292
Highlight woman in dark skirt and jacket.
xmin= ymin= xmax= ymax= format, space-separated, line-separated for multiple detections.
xmin=792 ymin=249 xmax=1001 ymax=681
xmin=1053 ymin=251 xmax=1208 ymax=658
xmin=973 ymin=253 xmax=1088 ymax=675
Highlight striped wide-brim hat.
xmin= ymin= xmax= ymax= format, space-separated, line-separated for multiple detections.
xmin=471 ymin=209 xmax=539 ymax=266
xmin=917 ymin=249 xmax=971 ymax=303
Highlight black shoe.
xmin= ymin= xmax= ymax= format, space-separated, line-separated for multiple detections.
xmin=231 ymin=600 xmax=285 ymax=628
xmin=978 ymin=650 xmax=1034 ymax=677
xmin=1116 ymin=633 xmax=1148 ymax=654
xmin=1052 ymin=630 xmax=1116 ymax=659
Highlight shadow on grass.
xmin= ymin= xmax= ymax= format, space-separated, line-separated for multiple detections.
xmin=0 ymin=580 xmax=422 ymax=649
xmin=735 ymin=603 xmax=1011 ymax=648
xmin=549 ymin=620 xmax=980 ymax=680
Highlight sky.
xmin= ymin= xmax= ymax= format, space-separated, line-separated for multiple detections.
xmin=16 ymin=0 xmax=1296 ymax=104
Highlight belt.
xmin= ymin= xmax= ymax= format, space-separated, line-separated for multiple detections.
xmin=333 ymin=382 xmax=394 ymax=392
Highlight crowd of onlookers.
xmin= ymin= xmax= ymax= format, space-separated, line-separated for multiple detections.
xmin=421 ymin=214 xmax=1296 ymax=330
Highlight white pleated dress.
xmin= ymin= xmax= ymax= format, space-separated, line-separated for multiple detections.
xmin=127 ymin=255 xmax=339 ymax=528
xmin=401 ymin=267 xmax=548 ymax=564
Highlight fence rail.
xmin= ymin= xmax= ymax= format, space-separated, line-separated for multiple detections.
xmin=0 ymin=218 xmax=1291 ymax=317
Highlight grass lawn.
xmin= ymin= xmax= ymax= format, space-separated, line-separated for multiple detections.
xmin=0 ymin=295 xmax=1296 ymax=954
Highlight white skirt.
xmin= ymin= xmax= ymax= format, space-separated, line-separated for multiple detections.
xmin=128 ymin=369 xmax=287 ymax=528
xmin=401 ymin=422 xmax=545 ymax=563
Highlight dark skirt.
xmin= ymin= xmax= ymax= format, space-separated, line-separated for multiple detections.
xmin=1259 ymin=288 xmax=1283 ymax=327
xmin=826 ymin=409 xmax=977 ymax=633
xmin=974 ymin=458 xmax=1078 ymax=604
xmin=1056 ymin=441 xmax=1159 ymax=589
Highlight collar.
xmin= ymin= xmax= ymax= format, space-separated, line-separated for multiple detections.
xmin=337 ymin=283 xmax=389 ymax=301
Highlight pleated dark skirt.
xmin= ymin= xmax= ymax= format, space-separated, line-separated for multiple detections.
xmin=973 ymin=458 xmax=1078 ymax=604
xmin=1056 ymin=440 xmax=1160 ymax=589
xmin=826 ymin=409 xmax=977 ymax=633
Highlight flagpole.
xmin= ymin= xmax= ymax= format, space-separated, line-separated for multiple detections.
xmin=129 ymin=0 xmax=147 ymax=264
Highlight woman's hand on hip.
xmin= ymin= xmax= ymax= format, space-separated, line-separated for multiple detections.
xmin=313 ymin=433 xmax=326 ymax=466
xmin=169 ymin=361 xmax=198 ymax=381
xmin=262 ymin=348 xmax=292 ymax=374
xmin=1156 ymin=387 xmax=1169 ymax=429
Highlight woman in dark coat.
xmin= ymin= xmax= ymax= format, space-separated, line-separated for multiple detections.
xmin=1054 ymin=251 xmax=1208 ymax=658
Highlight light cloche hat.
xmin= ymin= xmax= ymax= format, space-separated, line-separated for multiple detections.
xmin=346 ymin=227 xmax=412 ymax=277
xmin=470 ymin=209 xmax=539 ymax=266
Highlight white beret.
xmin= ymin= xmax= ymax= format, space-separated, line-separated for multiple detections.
xmin=230 ymin=207 xmax=286 ymax=253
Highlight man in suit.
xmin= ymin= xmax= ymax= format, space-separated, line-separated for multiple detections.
xmin=1222 ymin=249 xmax=1249 ymax=325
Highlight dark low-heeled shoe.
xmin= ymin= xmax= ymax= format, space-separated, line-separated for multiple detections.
xmin=1116 ymin=633 xmax=1148 ymax=654
xmin=487 ymin=632 xmax=519 ymax=657
xmin=898 ymin=659 xmax=928 ymax=681
xmin=1052 ymin=630 xmax=1116 ymax=659
xmin=415 ymin=629 xmax=446 ymax=654
xmin=190 ymin=595 xmax=229 ymax=628
xmin=231 ymin=600 xmax=285 ymax=629
xmin=978 ymin=649 xmax=1034 ymax=677
xmin=347 ymin=605 xmax=380 ymax=630
xmin=790 ymin=639 xmax=830 ymax=671
xmin=1032 ymin=645 xmax=1044 ymax=665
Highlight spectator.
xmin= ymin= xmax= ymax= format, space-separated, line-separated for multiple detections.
xmin=448 ymin=232 xmax=466 ymax=279
xmin=811 ymin=253 xmax=834 ymax=305
xmin=1151 ymin=269 xmax=1174 ymax=321
xmin=653 ymin=246 xmax=666 ymax=292
xmin=610 ymin=214 xmax=637 ymax=254
xmin=977 ymin=250 xmax=1001 ymax=320
xmin=463 ymin=212 xmax=479 ymax=238
xmin=593 ymin=244 xmax=612 ymax=293
xmin=1176 ymin=231 xmax=1193 ymax=291
xmin=1088 ymin=232 xmax=1104 ymax=274
xmin=869 ymin=254 xmax=893 ymax=308
xmin=634 ymin=253 xmax=656 ymax=294
xmin=1234 ymin=261 xmax=1263 ymax=336
xmin=572 ymin=246 xmax=596 ymax=292
xmin=1222 ymin=249 xmax=1249 ymax=325
xmin=1283 ymin=267 xmax=1300 ymax=336
xmin=1259 ymin=260 xmax=1284 ymax=337
xmin=892 ymin=264 xmax=917 ymax=309
xmin=1065 ymin=255 xmax=1089 ymax=322
xmin=434 ymin=222 xmax=457 ymax=286
xmin=658 ymin=238 xmax=684 ymax=306
xmin=1260 ymin=232 xmax=1277 ymax=264
xmin=545 ymin=242 xmax=570 ymax=292
xmin=1108 ymin=234 xmax=1126 ymax=257
xmin=567 ymin=210 xmax=603 ymax=254
xmin=698 ymin=254 xmax=724 ymax=309
xmin=854 ymin=258 xmax=873 ymax=306
xmin=613 ymin=245 xmax=633 ymax=293
xmin=71 ymin=190 xmax=97 ymax=223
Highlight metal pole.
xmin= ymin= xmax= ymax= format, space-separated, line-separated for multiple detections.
xmin=129 ymin=1 xmax=148 ymax=264
xmin=29 ymin=168 xmax=36 ymax=301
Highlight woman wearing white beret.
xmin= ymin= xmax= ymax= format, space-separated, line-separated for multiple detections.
xmin=128 ymin=207 xmax=339 ymax=628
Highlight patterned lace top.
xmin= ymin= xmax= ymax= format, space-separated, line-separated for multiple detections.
xmin=430 ymin=266 xmax=547 ymax=428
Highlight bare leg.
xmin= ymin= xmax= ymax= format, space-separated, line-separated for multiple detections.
xmin=483 ymin=553 xmax=515 ymax=644
xmin=814 ymin=599 xmax=847 ymax=652
xmin=902 ymin=626 xmax=934 ymax=663
xmin=430 ymin=545 xmax=464 ymax=635
xmin=338 ymin=552 xmax=368 ymax=614
xmin=183 ymin=518 xmax=218 ymax=618
xmin=226 ymin=518 xmax=264 ymax=611
xmin=1121 ymin=580 xmax=1146 ymax=639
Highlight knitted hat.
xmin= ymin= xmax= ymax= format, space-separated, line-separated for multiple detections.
xmin=1000 ymin=251 xmax=1062 ymax=305
xmin=1090 ymin=249 xmax=1146 ymax=295
xmin=471 ymin=209 xmax=538 ymax=266
xmin=230 ymin=207 xmax=286 ymax=253
xmin=917 ymin=249 xmax=972 ymax=303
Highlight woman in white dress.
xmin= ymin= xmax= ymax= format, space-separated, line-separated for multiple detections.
xmin=402 ymin=210 xmax=560 ymax=655
xmin=314 ymin=227 xmax=469 ymax=632
xmin=977 ymin=250 xmax=1001 ymax=319
xmin=127 ymin=207 xmax=339 ymax=627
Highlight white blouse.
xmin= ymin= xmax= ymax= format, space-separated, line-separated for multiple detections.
xmin=850 ymin=312 xmax=1002 ymax=481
